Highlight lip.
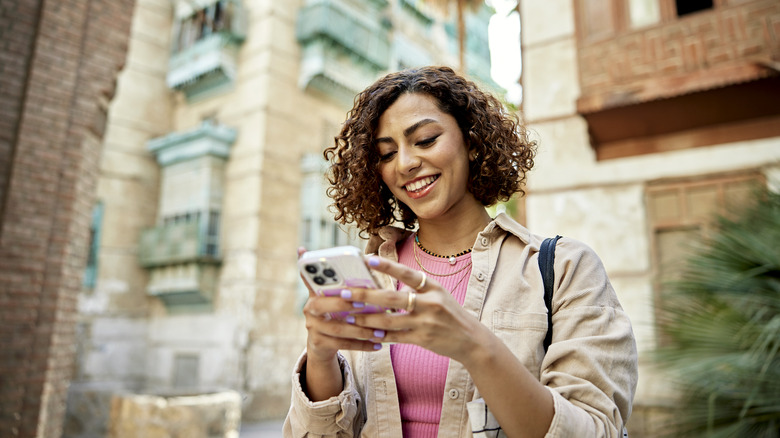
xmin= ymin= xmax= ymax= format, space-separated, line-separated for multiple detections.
xmin=403 ymin=175 xmax=439 ymax=199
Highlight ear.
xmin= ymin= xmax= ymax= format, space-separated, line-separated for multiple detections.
xmin=468 ymin=148 xmax=479 ymax=162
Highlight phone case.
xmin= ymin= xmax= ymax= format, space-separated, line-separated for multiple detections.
xmin=298 ymin=246 xmax=385 ymax=318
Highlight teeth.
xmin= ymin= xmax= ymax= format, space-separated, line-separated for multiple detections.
xmin=406 ymin=176 xmax=437 ymax=192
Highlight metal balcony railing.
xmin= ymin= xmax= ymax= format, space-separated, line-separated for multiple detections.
xmin=139 ymin=212 xmax=220 ymax=268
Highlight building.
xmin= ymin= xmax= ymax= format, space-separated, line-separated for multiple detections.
xmin=518 ymin=0 xmax=780 ymax=436
xmin=60 ymin=0 xmax=497 ymax=435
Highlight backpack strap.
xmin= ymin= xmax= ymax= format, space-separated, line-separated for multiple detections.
xmin=539 ymin=235 xmax=562 ymax=353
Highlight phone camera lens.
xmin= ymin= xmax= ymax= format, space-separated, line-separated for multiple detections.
xmin=313 ymin=276 xmax=325 ymax=285
xmin=322 ymin=268 xmax=336 ymax=278
xmin=305 ymin=264 xmax=318 ymax=274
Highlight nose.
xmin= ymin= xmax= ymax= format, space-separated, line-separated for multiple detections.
xmin=396 ymin=145 xmax=421 ymax=175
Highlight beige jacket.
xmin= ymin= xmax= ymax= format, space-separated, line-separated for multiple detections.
xmin=284 ymin=213 xmax=637 ymax=437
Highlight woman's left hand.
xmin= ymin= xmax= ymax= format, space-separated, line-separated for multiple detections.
xmin=344 ymin=255 xmax=486 ymax=364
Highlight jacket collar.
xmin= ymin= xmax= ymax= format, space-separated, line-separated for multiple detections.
xmin=365 ymin=212 xmax=531 ymax=256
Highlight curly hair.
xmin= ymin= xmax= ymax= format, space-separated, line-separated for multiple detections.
xmin=324 ymin=66 xmax=536 ymax=236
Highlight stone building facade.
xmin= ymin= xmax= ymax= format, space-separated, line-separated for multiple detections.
xmin=519 ymin=0 xmax=780 ymax=436
xmin=59 ymin=0 xmax=497 ymax=436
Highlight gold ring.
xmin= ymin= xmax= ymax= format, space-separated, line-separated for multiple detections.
xmin=416 ymin=272 xmax=427 ymax=290
xmin=406 ymin=291 xmax=417 ymax=313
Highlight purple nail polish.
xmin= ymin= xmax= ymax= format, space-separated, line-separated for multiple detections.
xmin=373 ymin=343 xmax=382 ymax=350
xmin=340 ymin=289 xmax=352 ymax=299
xmin=352 ymin=302 xmax=365 ymax=308
xmin=346 ymin=315 xmax=355 ymax=324
xmin=368 ymin=256 xmax=380 ymax=267
xmin=373 ymin=330 xmax=385 ymax=338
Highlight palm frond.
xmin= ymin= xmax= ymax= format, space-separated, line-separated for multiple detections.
xmin=654 ymin=190 xmax=780 ymax=437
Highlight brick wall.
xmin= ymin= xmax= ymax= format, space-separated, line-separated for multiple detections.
xmin=0 ymin=1 xmax=135 ymax=436
xmin=577 ymin=0 xmax=780 ymax=112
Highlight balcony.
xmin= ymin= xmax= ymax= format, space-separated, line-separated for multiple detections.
xmin=167 ymin=0 xmax=247 ymax=100
xmin=139 ymin=214 xmax=221 ymax=312
xmin=576 ymin=0 xmax=780 ymax=159
xmin=296 ymin=0 xmax=390 ymax=103
xmin=139 ymin=216 xmax=219 ymax=268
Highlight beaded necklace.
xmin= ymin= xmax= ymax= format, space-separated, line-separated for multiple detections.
xmin=413 ymin=240 xmax=472 ymax=277
xmin=414 ymin=233 xmax=473 ymax=265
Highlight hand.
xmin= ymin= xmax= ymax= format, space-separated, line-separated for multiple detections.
xmin=298 ymin=248 xmax=387 ymax=364
xmin=343 ymin=255 xmax=486 ymax=364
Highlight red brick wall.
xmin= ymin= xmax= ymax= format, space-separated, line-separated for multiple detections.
xmin=0 ymin=1 xmax=135 ymax=436
xmin=577 ymin=0 xmax=780 ymax=112
xmin=0 ymin=0 xmax=42 ymax=220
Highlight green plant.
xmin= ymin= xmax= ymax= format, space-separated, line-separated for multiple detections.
xmin=655 ymin=189 xmax=780 ymax=437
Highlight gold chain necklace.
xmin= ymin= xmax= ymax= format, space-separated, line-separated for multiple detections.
xmin=413 ymin=238 xmax=472 ymax=277
xmin=451 ymin=267 xmax=472 ymax=291
xmin=414 ymin=233 xmax=473 ymax=265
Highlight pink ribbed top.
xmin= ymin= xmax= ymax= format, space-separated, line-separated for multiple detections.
xmin=391 ymin=235 xmax=472 ymax=438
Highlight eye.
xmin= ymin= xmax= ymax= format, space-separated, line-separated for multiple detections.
xmin=379 ymin=150 xmax=396 ymax=162
xmin=416 ymin=134 xmax=440 ymax=147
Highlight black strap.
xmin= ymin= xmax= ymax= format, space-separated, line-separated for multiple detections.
xmin=539 ymin=235 xmax=562 ymax=353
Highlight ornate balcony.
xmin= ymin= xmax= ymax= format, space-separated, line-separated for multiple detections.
xmin=139 ymin=213 xmax=221 ymax=312
xmin=141 ymin=120 xmax=235 ymax=312
xmin=296 ymin=0 xmax=390 ymax=103
xmin=167 ymin=0 xmax=247 ymax=100
xmin=138 ymin=215 xmax=220 ymax=268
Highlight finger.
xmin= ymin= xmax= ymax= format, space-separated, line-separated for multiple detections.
xmin=305 ymin=292 xmax=365 ymax=318
xmin=309 ymin=316 xmax=388 ymax=344
xmin=344 ymin=285 xmax=411 ymax=313
xmin=366 ymin=256 xmax=437 ymax=292
xmin=309 ymin=334 xmax=384 ymax=353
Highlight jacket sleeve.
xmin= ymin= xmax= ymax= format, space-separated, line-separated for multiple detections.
xmin=283 ymin=351 xmax=363 ymax=438
xmin=539 ymin=238 xmax=638 ymax=438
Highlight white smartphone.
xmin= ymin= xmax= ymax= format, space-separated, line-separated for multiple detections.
xmin=298 ymin=245 xmax=385 ymax=318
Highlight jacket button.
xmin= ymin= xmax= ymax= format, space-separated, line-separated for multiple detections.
xmin=448 ymin=389 xmax=459 ymax=399
xmin=480 ymin=237 xmax=488 ymax=246
xmin=476 ymin=272 xmax=485 ymax=281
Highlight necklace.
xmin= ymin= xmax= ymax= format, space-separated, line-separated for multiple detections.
xmin=414 ymin=233 xmax=472 ymax=265
xmin=413 ymin=241 xmax=472 ymax=277
xmin=451 ymin=267 xmax=471 ymax=292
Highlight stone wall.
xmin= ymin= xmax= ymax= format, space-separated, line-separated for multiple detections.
xmin=0 ymin=0 xmax=136 ymax=436
xmin=108 ymin=391 xmax=241 ymax=438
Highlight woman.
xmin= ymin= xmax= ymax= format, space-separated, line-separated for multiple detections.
xmin=284 ymin=66 xmax=637 ymax=437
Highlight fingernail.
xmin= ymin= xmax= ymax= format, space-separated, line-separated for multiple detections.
xmin=352 ymin=302 xmax=365 ymax=308
xmin=368 ymin=256 xmax=380 ymax=267
xmin=373 ymin=330 xmax=385 ymax=338
xmin=346 ymin=315 xmax=355 ymax=324
xmin=340 ymin=289 xmax=352 ymax=299
xmin=373 ymin=343 xmax=382 ymax=350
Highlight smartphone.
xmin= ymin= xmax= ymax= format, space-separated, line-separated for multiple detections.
xmin=298 ymin=246 xmax=385 ymax=318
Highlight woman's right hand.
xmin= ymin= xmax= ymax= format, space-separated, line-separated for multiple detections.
xmin=298 ymin=247 xmax=386 ymax=401
xmin=299 ymin=248 xmax=386 ymax=361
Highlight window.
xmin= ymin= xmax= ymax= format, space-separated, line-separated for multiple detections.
xmin=299 ymin=153 xmax=358 ymax=252
xmin=299 ymin=153 xmax=361 ymax=305
xmin=173 ymin=353 xmax=200 ymax=389
xmin=172 ymin=0 xmax=235 ymax=54
xmin=647 ymin=173 xmax=764 ymax=341
xmin=675 ymin=0 xmax=713 ymax=16
xmin=577 ymin=0 xmax=718 ymax=39
xmin=627 ymin=0 xmax=661 ymax=28
xmin=83 ymin=202 xmax=103 ymax=289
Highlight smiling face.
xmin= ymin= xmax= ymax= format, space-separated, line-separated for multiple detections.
xmin=375 ymin=92 xmax=481 ymax=222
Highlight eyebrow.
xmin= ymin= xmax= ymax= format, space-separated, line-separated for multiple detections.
xmin=376 ymin=118 xmax=438 ymax=144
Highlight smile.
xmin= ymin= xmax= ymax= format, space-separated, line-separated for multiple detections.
xmin=405 ymin=175 xmax=439 ymax=193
